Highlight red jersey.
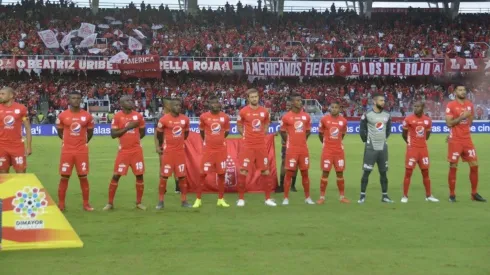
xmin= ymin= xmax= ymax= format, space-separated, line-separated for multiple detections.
xmin=445 ymin=100 xmax=474 ymax=143
xmin=199 ymin=111 xmax=230 ymax=151
xmin=280 ymin=111 xmax=311 ymax=154
xmin=56 ymin=109 xmax=94 ymax=153
xmin=156 ymin=113 xmax=190 ymax=152
xmin=111 ymin=111 xmax=145 ymax=151
xmin=319 ymin=114 xmax=347 ymax=152
xmin=0 ymin=102 xmax=28 ymax=146
xmin=237 ymin=105 xmax=270 ymax=148
xmin=402 ymin=114 xmax=432 ymax=148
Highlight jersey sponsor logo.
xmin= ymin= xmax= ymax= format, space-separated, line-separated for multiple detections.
xmin=252 ymin=119 xmax=261 ymax=131
xmin=415 ymin=125 xmax=425 ymax=137
xmin=375 ymin=122 xmax=384 ymax=131
xmin=172 ymin=126 xmax=183 ymax=137
xmin=3 ymin=115 xmax=15 ymax=127
xmin=294 ymin=121 xmax=304 ymax=132
xmin=330 ymin=127 xmax=339 ymax=137
xmin=211 ymin=122 xmax=221 ymax=134
xmin=70 ymin=122 xmax=81 ymax=133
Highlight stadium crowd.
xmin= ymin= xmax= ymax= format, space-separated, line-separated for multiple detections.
xmin=0 ymin=0 xmax=489 ymax=59
xmin=3 ymin=70 xmax=490 ymax=123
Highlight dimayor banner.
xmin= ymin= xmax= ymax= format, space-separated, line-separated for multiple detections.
xmin=25 ymin=120 xmax=490 ymax=136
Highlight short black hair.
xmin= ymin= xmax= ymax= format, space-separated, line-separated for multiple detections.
xmin=454 ymin=83 xmax=465 ymax=89
xmin=289 ymin=93 xmax=302 ymax=100
xmin=208 ymin=95 xmax=219 ymax=101
xmin=330 ymin=101 xmax=341 ymax=106
xmin=372 ymin=93 xmax=384 ymax=99
xmin=69 ymin=91 xmax=82 ymax=96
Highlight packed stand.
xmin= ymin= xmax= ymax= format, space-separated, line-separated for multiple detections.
xmin=3 ymin=70 xmax=490 ymax=124
xmin=0 ymin=1 xmax=489 ymax=59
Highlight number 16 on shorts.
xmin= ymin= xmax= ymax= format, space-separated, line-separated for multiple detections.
xmin=286 ymin=153 xmax=309 ymax=171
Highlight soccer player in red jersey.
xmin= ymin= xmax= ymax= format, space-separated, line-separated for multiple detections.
xmin=56 ymin=91 xmax=95 ymax=211
xmin=155 ymin=98 xmax=191 ymax=209
xmin=236 ymin=89 xmax=274 ymax=207
xmin=401 ymin=101 xmax=439 ymax=203
xmin=154 ymin=97 xmax=180 ymax=193
xmin=0 ymin=87 xmax=32 ymax=173
xmin=276 ymin=100 xmax=298 ymax=193
xmin=445 ymin=84 xmax=486 ymax=202
xmin=103 ymin=96 xmax=147 ymax=211
xmin=317 ymin=101 xmax=350 ymax=204
xmin=193 ymin=95 xmax=231 ymax=208
xmin=280 ymin=94 xmax=314 ymax=205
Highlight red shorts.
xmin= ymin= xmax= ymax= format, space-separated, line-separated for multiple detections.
xmin=113 ymin=149 xmax=145 ymax=176
xmin=0 ymin=145 xmax=26 ymax=172
xmin=201 ymin=150 xmax=227 ymax=175
xmin=285 ymin=152 xmax=309 ymax=171
xmin=238 ymin=147 xmax=269 ymax=172
xmin=405 ymin=147 xmax=430 ymax=169
xmin=321 ymin=150 xmax=345 ymax=172
xmin=59 ymin=152 xmax=89 ymax=176
xmin=161 ymin=151 xmax=186 ymax=178
xmin=447 ymin=142 xmax=477 ymax=163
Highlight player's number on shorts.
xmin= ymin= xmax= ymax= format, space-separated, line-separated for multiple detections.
xmin=221 ymin=162 xmax=226 ymax=169
xmin=304 ymin=157 xmax=309 ymax=165
xmin=81 ymin=162 xmax=87 ymax=170
xmin=136 ymin=162 xmax=144 ymax=170
xmin=14 ymin=157 xmax=23 ymax=165
xmin=468 ymin=149 xmax=476 ymax=157
xmin=338 ymin=159 xmax=344 ymax=167
xmin=178 ymin=164 xmax=185 ymax=172
xmin=422 ymin=157 xmax=429 ymax=165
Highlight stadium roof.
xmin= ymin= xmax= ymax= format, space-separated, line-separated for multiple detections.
xmin=291 ymin=0 xmax=490 ymax=2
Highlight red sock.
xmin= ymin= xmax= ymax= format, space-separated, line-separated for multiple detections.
xmin=421 ymin=169 xmax=431 ymax=197
xmin=238 ymin=173 xmax=246 ymax=200
xmin=217 ymin=174 xmax=225 ymax=199
xmin=108 ymin=179 xmax=118 ymax=204
xmin=262 ymin=174 xmax=272 ymax=200
xmin=284 ymin=170 xmax=294 ymax=199
xmin=58 ymin=177 xmax=69 ymax=204
xmin=158 ymin=178 xmax=167 ymax=201
xmin=179 ymin=178 xmax=188 ymax=202
xmin=197 ymin=174 xmax=206 ymax=199
xmin=136 ymin=179 xmax=144 ymax=204
xmin=403 ymin=169 xmax=414 ymax=197
xmin=337 ymin=177 xmax=345 ymax=196
xmin=470 ymin=166 xmax=478 ymax=194
xmin=320 ymin=178 xmax=328 ymax=197
xmin=448 ymin=167 xmax=457 ymax=196
xmin=301 ymin=170 xmax=310 ymax=199
xmin=79 ymin=177 xmax=90 ymax=204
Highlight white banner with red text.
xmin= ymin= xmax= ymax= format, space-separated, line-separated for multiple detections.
xmin=0 ymin=59 xmax=233 ymax=72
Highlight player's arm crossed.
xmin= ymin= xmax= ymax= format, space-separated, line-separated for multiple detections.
xmin=359 ymin=113 xmax=368 ymax=142
xmin=445 ymin=106 xmax=471 ymax=127
xmin=22 ymin=111 xmax=32 ymax=156
xmin=110 ymin=118 xmax=139 ymax=139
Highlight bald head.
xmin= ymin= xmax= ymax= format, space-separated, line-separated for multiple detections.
xmin=0 ymin=87 xmax=15 ymax=104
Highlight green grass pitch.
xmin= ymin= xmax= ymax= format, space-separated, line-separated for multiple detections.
xmin=1 ymin=134 xmax=490 ymax=275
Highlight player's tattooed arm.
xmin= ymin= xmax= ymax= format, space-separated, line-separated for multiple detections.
xmin=359 ymin=114 xmax=368 ymax=142
xmin=385 ymin=116 xmax=392 ymax=138
xmin=87 ymin=128 xmax=94 ymax=143
xmin=280 ymin=130 xmax=288 ymax=145
xmin=402 ymin=129 xmax=408 ymax=144
xmin=22 ymin=118 xmax=32 ymax=156
xmin=139 ymin=127 xmax=145 ymax=139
